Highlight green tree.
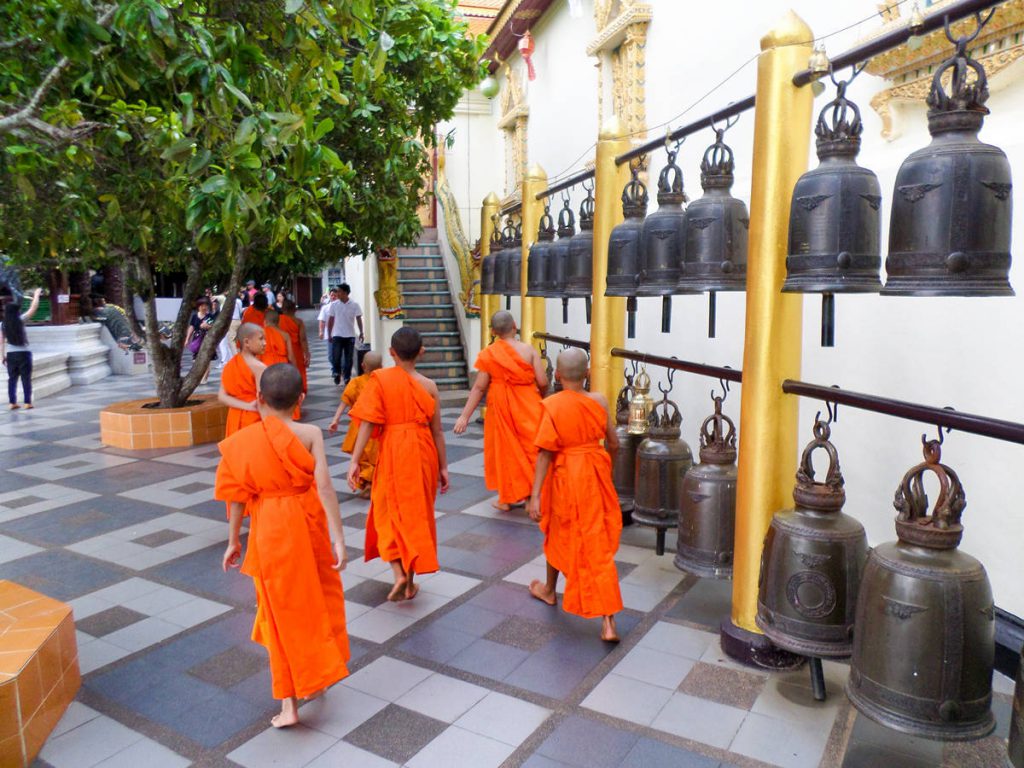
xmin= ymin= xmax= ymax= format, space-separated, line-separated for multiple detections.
xmin=0 ymin=0 xmax=483 ymax=407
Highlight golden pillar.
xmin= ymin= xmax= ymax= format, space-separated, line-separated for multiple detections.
xmin=729 ymin=12 xmax=814 ymax=643
xmin=520 ymin=164 xmax=548 ymax=348
xmin=480 ymin=192 xmax=501 ymax=349
xmin=589 ymin=117 xmax=630 ymax=407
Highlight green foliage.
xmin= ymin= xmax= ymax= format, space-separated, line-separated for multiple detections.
xmin=0 ymin=0 xmax=485 ymax=406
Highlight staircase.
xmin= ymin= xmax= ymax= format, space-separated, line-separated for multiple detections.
xmin=397 ymin=233 xmax=469 ymax=391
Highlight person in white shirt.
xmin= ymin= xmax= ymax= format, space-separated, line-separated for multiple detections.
xmin=317 ymin=287 xmax=338 ymax=369
xmin=216 ymin=294 xmax=244 ymax=366
xmin=326 ymin=283 xmax=363 ymax=385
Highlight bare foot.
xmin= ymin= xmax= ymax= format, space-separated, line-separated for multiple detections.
xmin=302 ymin=687 xmax=327 ymax=702
xmin=529 ymin=580 xmax=556 ymax=606
xmin=387 ymin=576 xmax=409 ymax=602
xmin=601 ymin=616 xmax=620 ymax=643
xmin=405 ymin=582 xmax=419 ymax=601
xmin=271 ymin=698 xmax=299 ymax=728
xmin=491 ymin=501 xmax=511 ymax=511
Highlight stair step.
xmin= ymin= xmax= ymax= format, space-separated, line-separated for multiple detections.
xmin=422 ymin=348 xmax=464 ymax=363
xmin=419 ymin=330 xmax=460 ymax=336
xmin=431 ymin=376 xmax=470 ymax=390
xmin=418 ymin=361 xmax=467 ymax=370
xmin=406 ymin=307 xmax=457 ymax=320
xmin=404 ymin=317 xmax=457 ymax=325
xmin=403 ymin=290 xmax=450 ymax=296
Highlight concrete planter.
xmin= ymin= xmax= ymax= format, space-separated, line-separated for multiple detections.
xmin=100 ymin=394 xmax=227 ymax=450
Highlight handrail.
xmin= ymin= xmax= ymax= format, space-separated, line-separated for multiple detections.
xmin=610 ymin=348 xmax=742 ymax=382
xmin=535 ymin=168 xmax=596 ymax=202
xmin=533 ymin=332 xmax=590 ymax=351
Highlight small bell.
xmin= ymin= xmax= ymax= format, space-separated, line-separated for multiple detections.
xmin=848 ymin=438 xmax=995 ymax=740
xmin=627 ymin=368 xmax=654 ymax=435
xmin=678 ymin=124 xmax=750 ymax=338
xmin=756 ymin=419 xmax=868 ymax=657
xmin=606 ymin=163 xmax=648 ymax=338
xmin=675 ymin=394 xmax=737 ymax=579
xmin=1009 ymin=646 xmax=1024 ymax=766
xmin=883 ymin=16 xmax=1013 ymax=297
xmin=612 ymin=372 xmax=640 ymax=524
xmin=784 ymin=74 xmax=882 ymax=348
xmin=527 ymin=207 xmax=556 ymax=298
xmin=504 ymin=220 xmax=523 ymax=299
xmin=566 ymin=184 xmax=595 ymax=323
xmin=638 ymin=148 xmax=687 ymax=333
xmin=633 ymin=380 xmax=694 ymax=555
xmin=550 ymin=196 xmax=576 ymax=323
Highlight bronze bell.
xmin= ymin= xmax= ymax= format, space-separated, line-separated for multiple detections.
xmin=848 ymin=438 xmax=995 ymax=740
xmin=678 ymin=126 xmax=750 ymax=337
xmin=675 ymin=394 xmax=737 ymax=579
xmin=606 ymin=165 xmax=648 ymax=338
xmin=566 ymin=184 xmax=595 ymax=323
xmin=612 ymin=373 xmax=640 ymax=523
xmin=784 ymin=77 xmax=882 ymax=347
xmin=756 ymin=419 xmax=868 ymax=657
xmin=527 ymin=207 xmax=555 ymax=298
xmin=633 ymin=385 xmax=694 ymax=531
xmin=504 ymin=221 xmax=523 ymax=298
xmin=550 ymin=197 xmax=575 ymax=323
xmin=883 ymin=20 xmax=1013 ymax=297
xmin=1009 ymin=644 xmax=1024 ymax=767
xmin=491 ymin=221 xmax=513 ymax=297
xmin=638 ymin=149 xmax=687 ymax=332
xmin=480 ymin=226 xmax=501 ymax=297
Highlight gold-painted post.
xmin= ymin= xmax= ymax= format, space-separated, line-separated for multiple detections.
xmin=480 ymin=192 xmax=501 ymax=350
xmin=726 ymin=12 xmax=814 ymax=657
xmin=520 ymin=165 xmax=548 ymax=348
xmin=589 ymin=118 xmax=630 ymax=407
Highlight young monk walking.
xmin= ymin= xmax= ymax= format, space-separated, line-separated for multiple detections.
xmin=261 ymin=309 xmax=296 ymax=366
xmin=453 ymin=310 xmax=546 ymax=510
xmin=528 ymin=348 xmax=622 ymax=643
xmin=241 ymin=292 xmax=268 ymax=326
xmin=217 ymin=363 xmax=349 ymax=728
xmin=279 ymin=300 xmax=309 ymax=393
xmin=347 ymin=328 xmax=449 ymax=602
xmin=329 ymin=351 xmax=382 ymax=499
xmin=218 ymin=323 xmax=266 ymax=436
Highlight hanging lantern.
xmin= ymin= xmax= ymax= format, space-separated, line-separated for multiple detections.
xmin=550 ymin=196 xmax=576 ymax=323
xmin=756 ymin=419 xmax=868 ymax=657
xmin=848 ymin=438 xmax=995 ymax=740
xmin=480 ymin=74 xmax=500 ymax=100
xmin=783 ymin=73 xmax=881 ymax=347
xmin=606 ymin=163 xmax=648 ymax=338
xmin=633 ymin=378 xmax=693 ymax=555
xmin=566 ymin=183 xmax=596 ymax=323
xmin=883 ymin=16 xmax=1013 ymax=297
xmin=1010 ymin=646 xmax=1024 ymax=767
xmin=675 ymin=394 xmax=737 ymax=579
xmin=678 ymin=122 xmax=750 ymax=338
xmin=504 ymin=220 xmax=523 ymax=299
xmin=627 ymin=367 xmax=654 ymax=435
xmin=612 ymin=372 xmax=640 ymax=524
xmin=518 ymin=30 xmax=536 ymax=81
xmin=526 ymin=206 xmax=556 ymax=298
xmin=480 ymin=224 xmax=502 ymax=297
xmin=638 ymin=147 xmax=687 ymax=333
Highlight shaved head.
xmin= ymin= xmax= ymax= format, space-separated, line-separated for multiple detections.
xmin=556 ymin=348 xmax=588 ymax=382
xmin=261 ymin=363 xmax=303 ymax=410
xmin=490 ymin=310 xmax=516 ymax=336
xmin=236 ymin=322 xmax=262 ymax=344
xmin=363 ymin=351 xmax=383 ymax=372
xmin=264 ymin=308 xmax=279 ymax=325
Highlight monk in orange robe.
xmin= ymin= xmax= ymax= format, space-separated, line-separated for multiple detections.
xmin=329 ymin=351 xmax=382 ymax=497
xmin=218 ymin=323 xmax=266 ymax=436
xmin=217 ymin=363 xmax=349 ymax=729
xmin=454 ymin=310 xmax=546 ymax=510
xmin=241 ymin=292 xmax=268 ymax=327
xmin=348 ymin=328 xmax=449 ymax=602
xmin=528 ymin=348 xmax=622 ymax=642
xmin=279 ymin=300 xmax=309 ymax=393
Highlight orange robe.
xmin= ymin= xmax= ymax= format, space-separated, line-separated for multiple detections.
xmin=261 ymin=325 xmax=290 ymax=366
xmin=278 ymin=314 xmax=307 ymax=392
xmin=535 ymin=390 xmax=623 ymax=619
xmin=477 ymin=339 xmax=543 ymax=505
xmin=214 ymin=416 xmax=350 ymax=699
xmin=241 ymin=306 xmax=265 ymax=326
xmin=350 ymin=367 xmax=439 ymax=574
xmin=222 ymin=355 xmax=261 ymax=436
xmin=341 ymin=374 xmax=378 ymax=490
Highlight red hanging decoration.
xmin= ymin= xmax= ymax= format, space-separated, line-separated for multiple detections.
xmin=518 ymin=30 xmax=536 ymax=81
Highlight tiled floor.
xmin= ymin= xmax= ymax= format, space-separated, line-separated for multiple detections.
xmin=0 ymin=313 xmax=1016 ymax=768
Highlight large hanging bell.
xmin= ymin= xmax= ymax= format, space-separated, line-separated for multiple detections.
xmin=491 ymin=222 xmax=513 ymax=296
xmin=549 ymin=198 xmax=576 ymax=322
xmin=1010 ymin=645 xmax=1024 ymax=767
xmin=566 ymin=185 xmax=595 ymax=322
xmin=612 ymin=375 xmax=640 ymax=519
xmin=527 ymin=208 xmax=556 ymax=298
xmin=504 ymin=220 xmax=523 ymax=298
xmin=627 ymin=368 xmax=654 ymax=435
xmin=638 ymin=150 xmax=686 ymax=297
xmin=607 ymin=165 xmax=648 ymax=337
xmin=480 ymin=226 xmax=501 ymax=297
xmin=675 ymin=395 xmax=737 ymax=579
xmin=848 ymin=439 xmax=995 ymax=740
xmin=756 ymin=420 xmax=868 ymax=657
xmin=678 ymin=128 xmax=749 ymax=294
xmin=633 ymin=390 xmax=693 ymax=528
xmin=883 ymin=24 xmax=1013 ymax=296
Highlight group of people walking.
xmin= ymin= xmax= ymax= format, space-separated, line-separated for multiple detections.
xmin=213 ymin=304 xmax=625 ymax=729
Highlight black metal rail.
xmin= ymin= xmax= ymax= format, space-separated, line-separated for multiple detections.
xmin=533 ymin=332 xmax=590 ymax=351
xmin=536 ymin=169 xmax=596 ymax=201
xmin=792 ymin=0 xmax=1009 ymax=87
xmin=610 ymin=348 xmax=742 ymax=383
xmin=782 ymin=380 xmax=1024 ymax=445
xmin=500 ymin=201 xmax=522 ymax=217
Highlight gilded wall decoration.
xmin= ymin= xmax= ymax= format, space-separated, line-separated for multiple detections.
xmin=589 ymin=2 xmax=652 ymax=146
xmin=499 ymin=66 xmax=529 ymax=201
xmin=435 ymin=151 xmax=481 ymax=318
xmin=374 ymin=247 xmax=404 ymax=319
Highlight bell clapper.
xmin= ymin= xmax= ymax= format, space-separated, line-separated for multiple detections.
xmin=661 ymin=296 xmax=672 ymax=333
xmin=627 ymin=296 xmax=638 ymax=339
xmin=562 ymin=297 xmax=569 ymax=324
xmin=708 ymin=291 xmax=718 ymax=338
xmin=585 ymin=296 xmax=592 ymax=324
xmin=809 ymin=656 xmax=827 ymax=701
xmin=821 ymin=293 xmax=835 ymax=347
xmin=505 ymin=296 xmax=511 ymax=311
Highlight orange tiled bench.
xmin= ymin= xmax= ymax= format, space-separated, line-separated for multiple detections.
xmin=0 ymin=581 xmax=80 ymax=768
xmin=99 ymin=394 xmax=227 ymax=450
